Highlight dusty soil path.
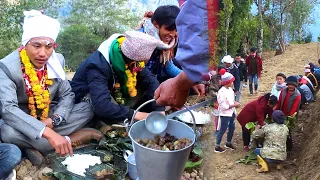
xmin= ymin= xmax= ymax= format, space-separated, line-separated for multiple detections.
xmin=202 ymin=43 xmax=320 ymax=180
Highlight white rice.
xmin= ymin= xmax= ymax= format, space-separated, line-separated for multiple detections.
xmin=177 ymin=110 xmax=210 ymax=124
xmin=61 ymin=154 xmax=102 ymax=176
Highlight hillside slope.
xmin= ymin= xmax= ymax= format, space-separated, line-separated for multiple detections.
xmin=203 ymin=42 xmax=320 ymax=180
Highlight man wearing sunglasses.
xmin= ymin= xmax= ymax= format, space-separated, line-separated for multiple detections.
xmin=0 ymin=10 xmax=99 ymax=165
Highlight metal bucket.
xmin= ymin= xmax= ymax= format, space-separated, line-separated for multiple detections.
xmin=123 ymin=150 xmax=138 ymax=180
xmin=124 ymin=99 xmax=196 ymax=180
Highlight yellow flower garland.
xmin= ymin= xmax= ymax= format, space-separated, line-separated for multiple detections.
xmin=20 ymin=49 xmax=53 ymax=120
xmin=125 ymin=61 xmax=145 ymax=97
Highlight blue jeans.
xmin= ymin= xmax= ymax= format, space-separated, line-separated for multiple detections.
xmin=255 ymin=148 xmax=282 ymax=164
xmin=0 ymin=143 xmax=21 ymax=179
xmin=248 ymin=74 xmax=259 ymax=94
xmin=215 ymin=114 xmax=235 ymax=146
xmin=254 ymin=148 xmax=262 ymax=156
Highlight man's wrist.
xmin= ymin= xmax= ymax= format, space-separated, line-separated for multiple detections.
xmin=51 ymin=114 xmax=64 ymax=127
xmin=176 ymin=71 xmax=195 ymax=91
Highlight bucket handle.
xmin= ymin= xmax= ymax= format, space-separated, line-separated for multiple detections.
xmin=123 ymin=150 xmax=133 ymax=162
xmin=124 ymin=99 xmax=196 ymax=134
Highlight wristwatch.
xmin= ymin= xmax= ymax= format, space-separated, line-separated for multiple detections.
xmin=51 ymin=114 xmax=64 ymax=127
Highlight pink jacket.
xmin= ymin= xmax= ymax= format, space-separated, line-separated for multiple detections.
xmin=217 ymin=86 xmax=236 ymax=117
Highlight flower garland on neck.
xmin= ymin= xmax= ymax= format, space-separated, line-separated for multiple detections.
xmin=125 ymin=61 xmax=145 ymax=97
xmin=19 ymin=47 xmax=53 ymax=120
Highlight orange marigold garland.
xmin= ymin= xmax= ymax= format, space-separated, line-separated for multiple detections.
xmin=19 ymin=48 xmax=53 ymax=120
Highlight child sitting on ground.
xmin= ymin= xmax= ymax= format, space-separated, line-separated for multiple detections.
xmin=270 ymin=73 xmax=286 ymax=99
xmin=215 ymin=69 xmax=241 ymax=153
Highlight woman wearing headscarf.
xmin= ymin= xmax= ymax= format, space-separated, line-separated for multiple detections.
xmin=252 ymin=110 xmax=289 ymax=173
xmin=237 ymin=93 xmax=278 ymax=151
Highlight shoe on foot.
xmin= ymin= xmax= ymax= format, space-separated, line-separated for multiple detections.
xmin=25 ymin=149 xmax=44 ymax=165
xmin=69 ymin=128 xmax=103 ymax=148
xmin=224 ymin=143 xmax=236 ymax=150
xmin=256 ymin=155 xmax=269 ymax=173
xmin=214 ymin=146 xmax=225 ymax=153
xmin=243 ymin=146 xmax=249 ymax=151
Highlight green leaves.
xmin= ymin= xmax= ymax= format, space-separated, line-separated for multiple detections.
xmin=184 ymin=146 xmax=204 ymax=169
xmin=45 ymin=144 xmax=127 ymax=180
xmin=285 ymin=113 xmax=297 ymax=129
xmin=236 ymin=151 xmax=257 ymax=165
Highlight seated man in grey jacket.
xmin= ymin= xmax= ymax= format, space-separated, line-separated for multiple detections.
xmin=0 ymin=10 xmax=101 ymax=165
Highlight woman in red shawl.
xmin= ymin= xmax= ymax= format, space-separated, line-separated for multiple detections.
xmin=237 ymin=93 xmax=278 ymax=151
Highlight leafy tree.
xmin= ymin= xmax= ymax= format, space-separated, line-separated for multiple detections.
xmin=288 ymin=0 xmax=315 ymax=43
xmin=65 ymin=0 xmax=139 ymax=39
xmin=227 ymin=0 xmax=252 ymax=56
xmin=304 ymin=32 xmax=313 ymax=43
xmin=56 ymin=24 xmax=103 ymax=70
xmin=218 ymin=0 xmax=234 ymax=56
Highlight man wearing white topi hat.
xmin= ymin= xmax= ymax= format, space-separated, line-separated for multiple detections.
xmin=0 ymin=10 xmax=101 ymax=165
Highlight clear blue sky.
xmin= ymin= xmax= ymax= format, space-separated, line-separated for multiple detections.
xmin=251 ymin=4 xmax=319 ymax=41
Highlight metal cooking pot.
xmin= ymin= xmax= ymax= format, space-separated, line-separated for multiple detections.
xmin=124 ymin=99 xmax=196 ymax=180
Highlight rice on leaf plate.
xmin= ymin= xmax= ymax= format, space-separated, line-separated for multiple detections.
xmin=176 ymin=110 xmax=211 ymax=125
xmin=45 ymin=144 xmax=127 ymax=180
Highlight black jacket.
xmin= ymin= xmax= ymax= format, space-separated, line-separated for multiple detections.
xmin=234 ymin=62 xmax=247 ymax=82
xmin=71 ymin=51 xmax=164 ymax=122
xmin=226 ymin=65 xmax=241 ymax=92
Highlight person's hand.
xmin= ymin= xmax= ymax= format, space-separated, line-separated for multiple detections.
xmin=233 ymin=101 xmax=241 ymax=108
xmin=256 ymin=124 xmax=262 ymax=129
xmin=154 ymin=72 xmax=194 ymax=108
xmin=134 ymin=112 xmax=149 ymax=121
xmin=41 ymin=118 xmax=53 ymax=129
xmin=192 ymin=84 xmax=206 ymax=96
xmin=43 ymin=127 xmax=73 ymax=157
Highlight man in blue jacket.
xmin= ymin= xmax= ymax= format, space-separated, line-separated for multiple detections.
xmin=71 ymin=31 xmax=169 ymax=123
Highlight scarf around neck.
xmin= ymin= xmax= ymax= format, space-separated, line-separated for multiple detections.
xmin=275 ymin=82 xmax=287 ymax=91
xmin=109 ymin=38 xmax=129 ymax=97
xmin=140 ymin=18 xmax=177 ymax=65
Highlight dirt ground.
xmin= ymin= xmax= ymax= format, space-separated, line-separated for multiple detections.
xmin=14 ymin=43 xmax=320 ymax=180
xmin=202 ymin=43 xmax=320 ymax=180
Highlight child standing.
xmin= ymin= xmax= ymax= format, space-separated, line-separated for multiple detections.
xmin=215 ymin=69 xmax=241 ymax=153
xmin=270 ymin=73 xmax=286 ymax=99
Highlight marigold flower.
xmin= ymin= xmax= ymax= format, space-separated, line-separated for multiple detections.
xmin=20 ymin=48 xmax=52 ymax=119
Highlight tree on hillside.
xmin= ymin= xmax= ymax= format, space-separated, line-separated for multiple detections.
xmin=58 ymin=0 xmax=140 ymax=70
xmin=288 ymin=0 xmax=316 ymax=43
xmin=253 ymin=0 xmax=269 ymax=56
xmin=228 ymin=0 xmax=252 ymax=56
xmin=66 ymin=0 xmax=139 ymax=39
xmin=218 ymin=0 xmax=234 ymax=56
xmin=56 ymin=25 xmax=103 ymax=70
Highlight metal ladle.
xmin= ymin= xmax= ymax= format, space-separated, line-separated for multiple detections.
xmin=125 ymin=98 xmax=214 ymax=135
xmin=145 ymin=111 xmax=168 ymax=134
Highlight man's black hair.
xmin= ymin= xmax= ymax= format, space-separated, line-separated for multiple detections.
xmin=151 ymin=5 xmax=180 ymax=31
xmin=235 ymin=53 xmax=242 ymax=57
